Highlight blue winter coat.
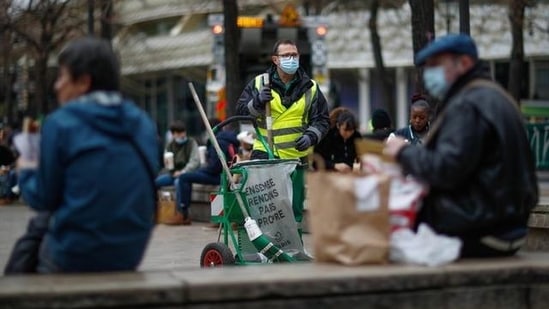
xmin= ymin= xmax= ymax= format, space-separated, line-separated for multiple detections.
xmin=19 ymin=91 xmax=159 ymax=272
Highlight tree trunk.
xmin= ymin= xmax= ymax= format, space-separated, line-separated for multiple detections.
xmin=508 ymin=0 xmax=525 ymax=103
xmin=34 ymin=53 xmax=49 ymax=117
xmin=36 ymin=20 xmax=55 ymax=117
xmin=88 ymin=0 xmax=95 ymax=36
xmin=1 ymin=31 xmax=14 ymax=124
xmin=369 ymin=0 xmax=394 ymax=116
xmin=100 ymin=0 xmax=113 ymax=42
xmin=223 ymin=0 xmax=240 ymax=120
xmin=408 ymin=0 xmax=434 ymax=96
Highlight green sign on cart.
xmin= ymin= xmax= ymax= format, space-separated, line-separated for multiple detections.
xmin=526 ymin=123 xmax=549 ymax=170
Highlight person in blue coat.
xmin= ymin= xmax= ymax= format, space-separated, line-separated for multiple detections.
xmin=5 ymin=37 xmax=159 ymax=273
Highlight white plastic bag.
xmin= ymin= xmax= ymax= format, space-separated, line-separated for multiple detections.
xmin=389 ymin=223 xmax=462 ymax=267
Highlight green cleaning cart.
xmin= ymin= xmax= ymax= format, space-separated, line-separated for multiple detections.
xmin=199 ymin=116 xmax=310 ymax=267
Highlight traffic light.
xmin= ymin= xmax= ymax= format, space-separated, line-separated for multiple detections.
xmin=315 ymin=25 xmax=328 ymax=38
xmin=311 ymin=24 xmax=328 ymax=67
xmin=212 ymin=24 xmax=224 ymax=35
xmin=208 ymin=15 xmax=225 ymax=64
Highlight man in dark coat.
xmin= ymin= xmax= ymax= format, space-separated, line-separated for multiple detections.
xmin=384 ymin=34 xmax=538 ymax=258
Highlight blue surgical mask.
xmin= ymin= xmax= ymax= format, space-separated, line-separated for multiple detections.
xmin=279 ymin=57 xmax=299 ymax=74
xmin=423 ymin=67 xmax=449 ymax=99
xmin=175 ymin=137 xmax=187 ymax=144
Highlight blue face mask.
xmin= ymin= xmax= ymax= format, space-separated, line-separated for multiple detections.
xmin=423 ymin=67 xmax=449 ymax=99
xmin=279 ymin=57 xmax=299 ymax=75
xmin=175 ymin=137 xmax=187 ymax=144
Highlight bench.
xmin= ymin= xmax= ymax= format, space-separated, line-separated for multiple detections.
xmin=2 ymin=252 xmax=549 ymax=308
xmin=159 ymin=184 xmax=219 ymax=223
xmin=525 ymin=203 xmax=549 ymax=251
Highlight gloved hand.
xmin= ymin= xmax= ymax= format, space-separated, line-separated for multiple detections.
xmin=295 ymin=134 xmax=313 ymax=151
xmin=255 ymin=86 xmax=272 ymax=110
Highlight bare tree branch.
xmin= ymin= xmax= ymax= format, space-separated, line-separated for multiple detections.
xmin=2 ymin=0 xmax=88 ymax=116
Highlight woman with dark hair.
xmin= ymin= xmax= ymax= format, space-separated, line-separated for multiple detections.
xmin=314 ymin=108 xmax=361 ymax=172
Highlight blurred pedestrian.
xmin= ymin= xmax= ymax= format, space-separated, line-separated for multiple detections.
xmin=384 ymin=34 xmax=538 ymax=258
xmin=314 ymin=107 xmax=361 ymax=172
xmin=168 ymin=118 xmax=239 ymax=225
xmin=394 ymin=97 xmax=431 ymax=145
xmin=155 ymin=120 xmax=200 ymax=214
xmin=5 ymin=37 xmax=159 ymax=274
xmin=236 ymin=130 xmax=255 ymax=161
xmin=0 ymin=124 xmax=18 ymax=205
xmin=363 ymin=109 xmax=394 ymax=141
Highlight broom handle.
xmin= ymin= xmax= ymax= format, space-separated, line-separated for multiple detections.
xmin=188 ymin=82 xmax=251 ymax=218
xmin=266 ymin=104 xmax=273 ymax=150
xmin=262 ymin=73 xmax=274 ymax=153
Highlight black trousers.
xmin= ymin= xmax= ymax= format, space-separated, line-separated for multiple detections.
xmin=3 ymin=211 xmax=50 ymax=275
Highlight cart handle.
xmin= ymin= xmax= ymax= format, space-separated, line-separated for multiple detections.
xmin=213 ymin=115 xmax=275 ymax=160
xmin=212 ymin=116 xmax=257 ymax=133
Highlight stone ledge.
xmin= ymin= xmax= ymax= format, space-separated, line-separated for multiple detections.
xmin=2 ymin=252 xmax=549 ymax=308
xmin=532 ymin=205 xmax=549 ymax=212
xmin=529 ymin=213 xmax=549 ymax=228
xmin=0 ymin=272 xmax=184 ymax=308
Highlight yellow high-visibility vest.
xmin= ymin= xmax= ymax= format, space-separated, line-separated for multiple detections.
xmin=253 ymin=75 xmax=317 ymax=159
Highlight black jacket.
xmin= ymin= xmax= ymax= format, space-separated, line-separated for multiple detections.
xmin=363 ymin=128 xmax=394 ymax=141
xmin=201 ymin=130 xmax=239 ymax=176
xmin=236 ymin=66 xmax=330 ymax=147
xmin=315 ymin=128 xmax=362 ymax=170
xmin=397 ymin=63 xmax=538 ymax=239
xmin=394 ymin=125 xmax=428 ymax=145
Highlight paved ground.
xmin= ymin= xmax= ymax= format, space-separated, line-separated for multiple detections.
xmin=2 ymin=173 xmax=547 ymax=275
xmin=0 ymin=204 xmax=312 ymax=274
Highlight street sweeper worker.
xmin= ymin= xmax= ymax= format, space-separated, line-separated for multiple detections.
xmin=236 ymin=39 xmax=330 ymax=162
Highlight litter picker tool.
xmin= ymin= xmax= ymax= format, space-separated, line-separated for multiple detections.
xmin=188 ymin=82 xmax=294 ymax=263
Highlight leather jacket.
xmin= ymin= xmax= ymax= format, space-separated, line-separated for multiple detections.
xmin=397 ymin=63 xmax=538 ymax=238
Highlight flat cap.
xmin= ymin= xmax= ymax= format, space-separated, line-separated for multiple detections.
xmin=415 ymin=34 xmax=478 ymax=66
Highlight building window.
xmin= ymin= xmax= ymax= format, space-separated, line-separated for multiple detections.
xmin=534 ymin=61 xmax=549 ymax=100
xmin=493 ymin=61 xmax=529 ymax=99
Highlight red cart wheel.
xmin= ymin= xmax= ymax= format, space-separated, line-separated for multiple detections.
xmin=200 ymin=242 xmax=235 ymax=267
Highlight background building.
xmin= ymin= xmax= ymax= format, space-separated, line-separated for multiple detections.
xmin=114 ymin=0 xmax=549 ymax=136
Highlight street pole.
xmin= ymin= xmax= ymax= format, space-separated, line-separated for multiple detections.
xmin=459 ymin=0 xmax=470 ymax=35
xmin=88 ymin=0 xmax=95 ymax=36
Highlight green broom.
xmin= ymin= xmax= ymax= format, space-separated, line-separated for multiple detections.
xmin=188 ymin=82 xmax=294 ymax=263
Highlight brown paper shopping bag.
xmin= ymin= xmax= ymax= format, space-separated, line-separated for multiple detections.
xmin=307 ymin=169 xmax=390 ymax=265
xmin=156 ymin=190 xmax=178 ymax=224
